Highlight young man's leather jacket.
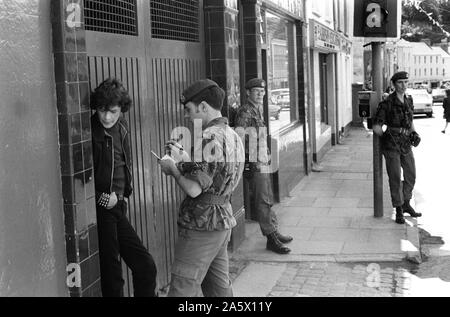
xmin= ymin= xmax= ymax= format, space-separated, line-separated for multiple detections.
xmin=91 ymin=115 xmax=133 ymax=201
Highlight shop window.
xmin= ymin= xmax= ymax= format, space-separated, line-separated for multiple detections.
xmin=265 ymin=12 xmax=298 ymax=134
xmin=84 ymin=0 xmax=138 ymax=36
xmin=150 ymin=0 xmax=200 ymax=42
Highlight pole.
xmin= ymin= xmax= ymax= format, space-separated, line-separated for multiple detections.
xmin=371 ymin=42 xmax=383 ymax=218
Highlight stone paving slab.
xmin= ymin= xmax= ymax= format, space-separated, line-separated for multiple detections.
xmin=296 ymin=216 xmax=352 ymax=228
xmin=331 ymin=172 xmax=371 ymax=180
xmin=309 ymin=228 xmax=371 ymax=243
xmin=327 ymin=207 xmax=373 ymax=217
xmin=312 ymin=197 xmax=360 ymax=208
xmin=280 ymin=207 xmax=330 ymax=217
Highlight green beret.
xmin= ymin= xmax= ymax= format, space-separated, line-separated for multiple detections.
xmin=245 ymin=78 xmax=266 ymax=90
xmin=391 ymin=71 xmax=409 ymax=83
xmin=180 ymin=79 xmax=219 ymax=105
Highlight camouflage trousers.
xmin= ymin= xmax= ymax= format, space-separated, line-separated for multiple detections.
xmin=244 ymin=170 xmax=279 ymax=236
xmin=383 ymin=150 xmax=416 ymax=207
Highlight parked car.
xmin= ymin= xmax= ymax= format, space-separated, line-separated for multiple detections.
xmin=270 ymin=88 xmax=290 ymax=109
xmin=406 ymin=89 xmax=433 ymax=117
xmin=432 ymin=88 xmax=446 ymax=104
xmin=269 ymin=104 xmax=281 ymax=120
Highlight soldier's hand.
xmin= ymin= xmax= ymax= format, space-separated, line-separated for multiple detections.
xmin=410 ymin=131 xmax=421 ymax=147
xmin=158 ymin=155 xmax=178 ymax=176
xmin=165 ymin=140 xmax=190 ymax=163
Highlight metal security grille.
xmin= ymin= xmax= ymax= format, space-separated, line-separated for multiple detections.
xmin=84 ymin=0 xmax=138 ymax=36
xmin=150 ymin=0 xmax=200 ymax=42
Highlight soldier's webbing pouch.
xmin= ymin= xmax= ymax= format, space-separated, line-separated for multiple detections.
xmin=195 ymin=193 xmax=230 ymax=205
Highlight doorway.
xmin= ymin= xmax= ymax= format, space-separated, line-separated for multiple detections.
xmin=84 ymin=0 xmax=205 ymax=295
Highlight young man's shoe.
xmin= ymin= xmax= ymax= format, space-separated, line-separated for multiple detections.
xmin=395 ymin=207 xmax=406 ymax=224
xmin=266 ymin=233 xmax=291 ymax=254
xmin=442 ymin=130 xmax=445 ymax=134
xmin=275 ymin=231 xmax=293 ymax=244
xmin=402 ymin=200 xmax=422 ymax=217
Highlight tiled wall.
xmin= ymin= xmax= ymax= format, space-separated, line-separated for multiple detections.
xmin=241 ymin=0 xmax=263 ymax=81
xmin=204 ymin=0 xmax=246 ymax=251
xmin=51 ymin=0 xmax=101 ymax=297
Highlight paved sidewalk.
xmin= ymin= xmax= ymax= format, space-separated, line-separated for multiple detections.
xmin=231 ymin=127 xmax=422 ymax=296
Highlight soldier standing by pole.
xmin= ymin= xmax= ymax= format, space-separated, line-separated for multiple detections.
xmin=372 ymin=72 xmax=422 ymax=224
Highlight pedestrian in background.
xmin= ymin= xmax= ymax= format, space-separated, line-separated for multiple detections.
xmin=441 ymin=89 xmax=450 ymax=134
xmin=158 ymin=79 xmax=245 ymax=297
xmin=373 ymin=72 xmax=422 ymax=224
xmin=234 ymin=78 xmax=292 ymax=254
xmin=91 ymin=78 xmax=157 ymax=297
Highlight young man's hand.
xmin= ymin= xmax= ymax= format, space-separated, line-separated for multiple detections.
xmin=106 ymin=192 xmax=118 ymax=210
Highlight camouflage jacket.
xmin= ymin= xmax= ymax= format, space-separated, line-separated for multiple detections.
xmin=177 ymin=117 xmax=245 ymax=231
xmin=234 ymin=100 xmax=271 ymax=171
xmin=374 ymin=93 xmax=414 ymax=154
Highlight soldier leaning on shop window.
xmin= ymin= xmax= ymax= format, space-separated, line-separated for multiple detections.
xmin=234 ymin=78 xmax=293 ymax=255
xmin=91 ymin=78 xmax=157 ymax=297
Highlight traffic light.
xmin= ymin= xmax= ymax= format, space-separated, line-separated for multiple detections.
xmin=354 ymin=0 xmax=400 ymax=38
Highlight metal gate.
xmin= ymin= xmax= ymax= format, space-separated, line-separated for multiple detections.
xmin=84 ymin=0 xmax=205 ymax=295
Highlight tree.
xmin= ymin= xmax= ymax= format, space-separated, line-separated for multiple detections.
xmin=402 ymin=0 xmax=448 ymax=44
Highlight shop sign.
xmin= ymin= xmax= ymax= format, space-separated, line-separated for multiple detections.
xmin=265 ymin=0 xmax=304 ymax=18
xmin=310 ymin=20 xmax=341 ymax=53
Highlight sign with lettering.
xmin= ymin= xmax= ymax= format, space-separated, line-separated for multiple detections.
xmin=354 ymin=0 xmax=400 ymax=38
xmin=310 ymin=20 xmax=341 ymax=53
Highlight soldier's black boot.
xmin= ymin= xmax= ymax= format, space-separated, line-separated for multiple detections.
xmin=395 ymin=207 xmax=405 ymax=224
xmin=275 ymin=231 xmax=293 ymax=244
xmin=402 ymin=200 xmax=422 ymax=217
xmin=266 ymin=233 xmax=291 ymax=254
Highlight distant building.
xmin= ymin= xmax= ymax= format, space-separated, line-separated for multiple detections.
xmin=396 ymin=39 xmax=450 ymax=88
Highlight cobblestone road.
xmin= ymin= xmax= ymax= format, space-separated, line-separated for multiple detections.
xmin=230 ymin=245 xmax=450 ymax=297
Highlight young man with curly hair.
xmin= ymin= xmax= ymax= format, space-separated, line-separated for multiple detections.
xmin=91 ymin=78 xmax=157 ymax=297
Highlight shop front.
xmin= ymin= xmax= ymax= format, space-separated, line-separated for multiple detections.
xmin=309 ymin=19 xmax=350 ymax=162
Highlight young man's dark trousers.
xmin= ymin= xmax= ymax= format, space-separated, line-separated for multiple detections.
xmin=97 ymin=200 xmax=157 ymax=297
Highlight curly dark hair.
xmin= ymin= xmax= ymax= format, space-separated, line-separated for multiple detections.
xmin=90 ymin=78 xmax=132 ymax=113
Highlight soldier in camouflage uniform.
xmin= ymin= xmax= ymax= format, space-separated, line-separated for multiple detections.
xmin=373 ymin=71 xmax=422 ymax=224
xmin=234 ymin=78 xmax=292 ymax=254
xmin=158 ymin=79 xmax=245 ymax=297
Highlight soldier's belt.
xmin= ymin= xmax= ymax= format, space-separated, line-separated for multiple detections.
xmin=387 ymin=127 xmax=411 ymax=136
xmin=195 ymin=193 xmax=230 ymax=205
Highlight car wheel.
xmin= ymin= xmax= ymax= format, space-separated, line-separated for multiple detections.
xmin=427 ymin=113 xmax=432 ymax=118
